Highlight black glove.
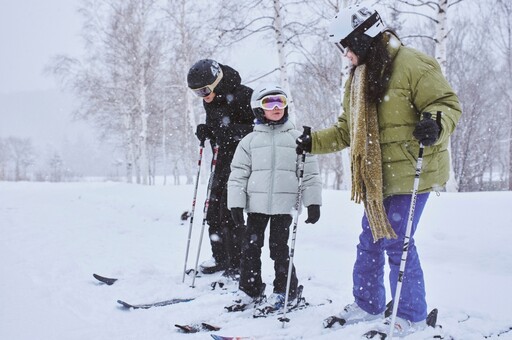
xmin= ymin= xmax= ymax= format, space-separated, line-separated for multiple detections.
xmin=196 ymin=124 xmax=214 ymax=142
xmin=413 ymin=112 xmax=440 ymax=146
xmin=230 ymin=208 xmax=245 ymax=227
xmin=295 ymin=131 xmax=312 ymax=155
xmin=305 ymin=205 xmax=320 ymax=224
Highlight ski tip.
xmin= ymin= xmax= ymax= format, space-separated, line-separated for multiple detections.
xmin=93 ymin=273 xmax=118 ymax=285
xmin=278 ymin=316 xmax=290 ymax=323
xmin=202 ymin=323 xmax=221 ymax=331
xmin=426 ymin=308 xmax=439 ymax=328
xmin=181 ymin=211 xmax=191 ymax=221
xmin=175 ymin=324 xmax=198 ymax=333
xmin=363 ymin=330 xmax=387 ymax=339
xmin=116 ymin=300 xmax=131 ymax=308
xmin=211 ymin=335 xmax=255 ymax=340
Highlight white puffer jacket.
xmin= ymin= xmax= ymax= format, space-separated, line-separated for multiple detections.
xmin=228 ymin=120 xmax=322 ymax=215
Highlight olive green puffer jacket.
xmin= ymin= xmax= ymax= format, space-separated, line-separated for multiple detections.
xmin=311 ymin=32 xmax=461 ymax=196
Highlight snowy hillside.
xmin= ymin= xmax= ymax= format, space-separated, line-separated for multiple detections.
xmin=1 ymin=181 xmax=511 ymax=339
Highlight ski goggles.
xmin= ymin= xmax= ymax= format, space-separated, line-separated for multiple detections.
xmin=252 ymin=94 xmax=288 ymax=110
xmin=190 ymin=69 xmax=223 ymax=97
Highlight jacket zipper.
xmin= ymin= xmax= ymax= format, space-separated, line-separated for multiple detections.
xmin=268 ymin=125 xmax=276 ymax=214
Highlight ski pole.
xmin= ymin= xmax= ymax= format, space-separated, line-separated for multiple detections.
xmin=279 ymin=126 xmax=311 ymax=328
xmin=388 ymin=119 xmax=428 ymax=337
xmin=182 ymin=140 xmax=205 ymax=283
xmin=190 ymin=142 xmax=219 ymax=288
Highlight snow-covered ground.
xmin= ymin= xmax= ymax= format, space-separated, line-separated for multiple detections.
xmin=1 ymin=181 xmax=511 ymax=339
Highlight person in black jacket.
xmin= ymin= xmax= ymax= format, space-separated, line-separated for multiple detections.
xmin=187 ymin=59 xmax=254 ymax=278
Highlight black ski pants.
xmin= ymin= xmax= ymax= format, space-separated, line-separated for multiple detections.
xmin=239 ymin=213 xmax=298 ymax=299
xmin=207 ymin=176 xmax=242 ymax=270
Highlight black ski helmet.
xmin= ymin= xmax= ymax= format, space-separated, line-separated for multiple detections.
xmin=250 ymin=84 xmax=289 ymax=124
xmin=187 ymin=59 xmax=223 ymax=96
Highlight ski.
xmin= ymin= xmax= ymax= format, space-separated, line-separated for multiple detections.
xmin=254 ymin=286 xmax=332 ymax=319
xmin=94 ymin=271 xmax=199 ymax=286
xmin=256 ymin=298 xmax=331 ymax=319
xmin=93 ymin=273 xmax=118 ymax=285
xmin=175 ymin=322 xmax=220 ymax=333
xmin=185 ymin=268 xmax=202 ymax=278
xmin=363 ymin=308 xmax=445 ymax=339
xmin=117 ymin=297 xmax=194 ymax=309
xmin=324 ymin=301 xmax=394 ymax=329
xmin=485 ymin=326 xmax=512 ymax=338
xmin=181 ymin=210 xmax=191 ymax=222
xmin=363 ymin=327 xmax=452 ymax=340
xmin=210 ymin=336 xmax=255 ymax=340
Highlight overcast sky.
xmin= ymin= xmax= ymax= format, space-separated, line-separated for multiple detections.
xmin=0 ymin=0 xmax=277 ymax=95
xmin=0 ymin=0 xmax=83 ymax=94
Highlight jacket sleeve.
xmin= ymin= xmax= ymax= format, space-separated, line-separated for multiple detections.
xmin=411 ymin=58 xmax=462 ymax=146
xmin=311 ymin=79 xmax=352 ymax=154
xmin=300 ymin=153 xmax=323 ymax=207
xmin=227 ymin=137 xmax=251 ymax=209
xmin=311 ymin=112 xmax=351 ymax=154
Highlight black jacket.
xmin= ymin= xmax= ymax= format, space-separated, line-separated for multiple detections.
xmin=203 ymin=64 xmax=254 ymax=198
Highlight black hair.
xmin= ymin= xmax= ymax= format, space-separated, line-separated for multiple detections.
xmin=350 ymin=30 xmax=395 ymax=104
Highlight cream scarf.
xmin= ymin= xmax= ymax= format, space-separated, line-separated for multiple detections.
xmin=350 ymin=65 xmax=397 ymax=242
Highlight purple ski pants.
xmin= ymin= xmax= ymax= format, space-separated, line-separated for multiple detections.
xmin=353 ymin=193 xmax=429 ymax=322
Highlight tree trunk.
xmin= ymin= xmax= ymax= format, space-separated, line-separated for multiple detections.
xmin=138 ymin=68 xmax=150 ymax=185
xmin=509 ymin=117 xmax=512 ymax=190
xmin=273 ymin=0 xmax=296 ymax=125
xmin=436 ymin=0 xmax=458 ymax=192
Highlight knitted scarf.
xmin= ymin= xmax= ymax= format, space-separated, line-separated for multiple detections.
xmin=350 ymin=65 xmax=397 ymax=242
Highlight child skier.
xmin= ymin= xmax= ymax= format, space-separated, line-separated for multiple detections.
xmin=226 ymin=84 xmax=322 ymax=316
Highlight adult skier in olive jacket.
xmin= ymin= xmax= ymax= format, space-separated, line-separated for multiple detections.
xmin=295 ymin=4 xmax=461 ymax=337
xmin=187 ymin=59 xmax=254 ymax=277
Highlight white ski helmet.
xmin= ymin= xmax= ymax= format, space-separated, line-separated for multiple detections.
xmin=328 ymin=4 xmax=386 ymax=59
xmin=250 ymin=84 xmax=289 ymax=124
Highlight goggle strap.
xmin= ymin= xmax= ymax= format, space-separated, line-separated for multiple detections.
xmin=190 ymin=68 xmax=224 ymax=97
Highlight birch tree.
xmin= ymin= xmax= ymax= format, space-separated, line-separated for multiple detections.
xmin=6 ymin=137 xmax=35 ymax=181
xmin=291 ymin=41 xmax=347 ymax=188
xmin=49 ymin=0 xmax=168 ymax=185
xmin=160 ymin=0 xmax=218 ymax=185
xmin=488 ymin=0 xmax=512 ymax=190
xmin=289 ymin=0 xmax=354 ymax=188
xmin=385 ymin=0 xmax=465 ymax=191
xmin=214 ymin=0 xmax=323 ymax=124
xmin=447 ymin=13 xmax=507 ymax=191
xmin=0 ymin=139 xmax=6 ymax=180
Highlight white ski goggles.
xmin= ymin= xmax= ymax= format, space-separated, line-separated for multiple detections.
xmin=190 ymin=69 xmax=223 ymax=97
xmin=251 ymin=94 xmax=288 ymax=110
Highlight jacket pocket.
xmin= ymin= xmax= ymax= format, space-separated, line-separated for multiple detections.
xmin=400 ymin=142 xmax=437 ymax=173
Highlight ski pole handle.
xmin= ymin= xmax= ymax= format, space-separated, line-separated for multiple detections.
xmin=296 ymin=125 xmax=312 ymax=156
xmin=422 ymin=112 xmax=432 ymax=120
xmin=301 ymin=126 xmax=311 ymax=155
